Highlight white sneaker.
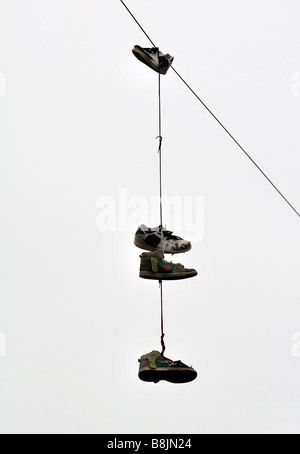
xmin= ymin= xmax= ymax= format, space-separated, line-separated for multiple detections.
xmin=132 ymin=46 xmax=174 ymax=75
xmin=134 ymin=225 xmax=191 ymax=254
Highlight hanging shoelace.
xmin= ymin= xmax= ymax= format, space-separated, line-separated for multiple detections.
xmin=163 ymin=231 xmax=183 ymax=241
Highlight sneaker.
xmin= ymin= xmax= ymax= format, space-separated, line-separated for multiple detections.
xmin=134 ymin=224 xmax=191 ymax=255
xmin=139 ymin=250 xmax=197 ymax=281
xmin=132 ymin=46 xmax=174 ymax=75
xmin=138 ymin=350 xmax=197 ymax=384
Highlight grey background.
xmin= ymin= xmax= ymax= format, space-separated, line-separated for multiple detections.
xmin=0 ymin=0 xmax=300 ymax=434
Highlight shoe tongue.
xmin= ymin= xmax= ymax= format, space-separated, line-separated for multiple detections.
xmin=139 ymin=224 xmax=163 ymax=233
xmin=146 ymin=351 xmax=161 ymax=358
xmin=139 ymin=224 xmax=149 ymax=232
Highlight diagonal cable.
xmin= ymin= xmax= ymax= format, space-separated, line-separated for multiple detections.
xmin=119 ymin=0 xmax=300 ymax=218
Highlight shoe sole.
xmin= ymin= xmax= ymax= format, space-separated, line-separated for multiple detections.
xmin=139 ymin=368 xmax=197 ymax=384
xmin=134 ymin=237 xmax=192 ymax=255
xmin=139 ymin=270 xmax=198 ymax=281
xmin=132 ymin=47 xmax=168 ymax=75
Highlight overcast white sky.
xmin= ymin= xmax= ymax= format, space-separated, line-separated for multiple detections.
xmin=1 ymin=0 xmax=300 ymax=435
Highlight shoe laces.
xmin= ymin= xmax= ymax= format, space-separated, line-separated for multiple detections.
xmin=161 ymin=356 xmax=176 ymax=365
xmin=163 ymin=230 xmax=181 ymax=241
xmin=145 ymin=47 xmax=159 ymax=54
xmin=167 ymin=260 xmax=185 ymax=269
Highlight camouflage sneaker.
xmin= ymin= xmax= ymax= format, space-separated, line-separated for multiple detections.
xmin=139 ymin=250 xmax=197 ymax=281
xmin=134 ymin=224 xmax=191 ymax=255
xmin=138 ymin=351 xmax=197 ymax=384
xmin=132 ymin=46 xmax=174 ymax=75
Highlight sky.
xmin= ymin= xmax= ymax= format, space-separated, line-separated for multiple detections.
xmin=0 ymin=0 xmax=300 ymax=435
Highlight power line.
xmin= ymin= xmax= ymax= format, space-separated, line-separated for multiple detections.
xmin=119 ymin=0 xmax=300 ymax=219
xmin=120 ymin=0 xmax=156 ymax=47
xmin=171 ymin=67 xmax=300 ymax=218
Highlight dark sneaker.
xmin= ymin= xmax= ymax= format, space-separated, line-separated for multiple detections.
xmin=139 ymin=351 xmax=197 ymax=384
xmin=132 ymin=46 xmax=174 ymax=75
xmin=134 ymin=224 xmax=191 ymax=254
xmin=139 ymin=250 xmax=197 ymax=281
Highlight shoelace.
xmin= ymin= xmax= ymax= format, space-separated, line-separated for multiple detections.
xmin=144 ymin=48 xmax=169 ymax=69
xmin=162 ymin=259 xmax=185 ymax=269
xmin=163 ymin=230 xmax=182 ymax=241
xmin=144 ymin=47 xmax=158 ymax=54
